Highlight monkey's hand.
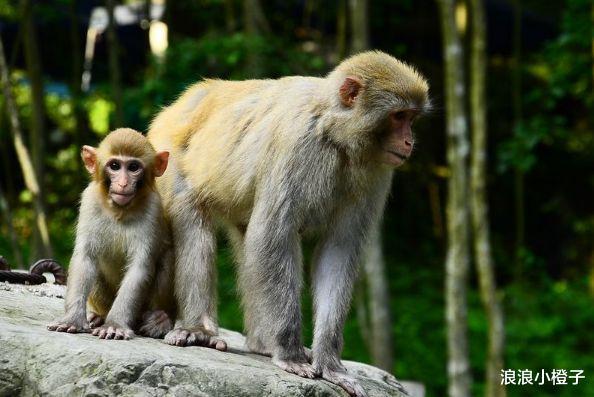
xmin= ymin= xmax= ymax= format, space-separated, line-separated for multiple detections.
xmin=92 ymin=322 xmax=135 ymax=340
xmin=164 ymin=328 xmax=227 ymax=351
xmin=47 ymin=316 xmax=91 ymax=333
xmin=319 ymin=367 xmax=368 ymax=397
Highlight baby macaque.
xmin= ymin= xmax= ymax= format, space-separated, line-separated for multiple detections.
xmin=48 ymin=128 xmax=174 ymax=340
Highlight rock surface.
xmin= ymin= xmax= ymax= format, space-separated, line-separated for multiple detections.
xmin=0 ymin=282 xmax=408 ymax=396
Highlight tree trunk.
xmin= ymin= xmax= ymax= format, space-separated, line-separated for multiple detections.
xmin=348 ymin=0 xmax=369 ymax=54
xmin=436 ymin=0 xmax=472 ymax=396
xmin=590 ymin=0 xmax=594 ymax=297
xmin=468 ymin=1 xmax=506 ymax=396
xmin=302 ymin=0 xmax=316 ymax=32
xmin=363 ymin=223 xmax=394 ymax=371
xmin=591 ymin=1 xmax=594 ymax=94
xmin=243 ymin=0 xmax=269 ymax=77
xmin=20 ymin=0 xmax=51 ymax=258
xmin=243 ymin=0 xmax=270 ymax=35
xmin=336 ymin=0 xmax=348 ymax=60
xmin=106 ymin=0 xmax=124 ymax=127
xmin=69 ymin=0 xmax=90 ymax=149
xmin=0 ymin=35 xmax=52 ymax=262
xmin=224 ymin=0 xmax=237 ymax=33
xmin=512 ymin=0 xmax=524 ymax=272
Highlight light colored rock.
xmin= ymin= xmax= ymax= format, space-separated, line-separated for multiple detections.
xmin=0 ymin=284 xmax=408 ymax=396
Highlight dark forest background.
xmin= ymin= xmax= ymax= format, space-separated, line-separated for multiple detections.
xmin=0 ymin=1 xmax=593 ymax=396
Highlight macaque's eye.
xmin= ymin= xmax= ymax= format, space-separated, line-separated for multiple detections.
xmin=128 ymin=161 xmax=141 ymax=172
xmin=109 ymin=161 xmax=121 ymax=171
xmin=392 ymin=111 xmax=407 ymax=121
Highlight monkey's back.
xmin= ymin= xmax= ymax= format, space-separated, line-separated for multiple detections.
xmin=149 ymin=77 xmax=325 ymax=224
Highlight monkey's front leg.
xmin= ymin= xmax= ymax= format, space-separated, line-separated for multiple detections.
xmin=164 ymin=200 xmax=226 ymax=350
xmin=311 ymin=226 xmax=371 ymax=396
xmin=47 ymin=251 xmax=96 ymax=333
xmin=92 ymin=259 xmax=151 ymax=340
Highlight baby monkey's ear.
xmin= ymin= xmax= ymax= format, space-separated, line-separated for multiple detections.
xmin=154 ymin=151 xmax=169 ymax=177
xmin=81 ymin=146 xmax=98 ymax=174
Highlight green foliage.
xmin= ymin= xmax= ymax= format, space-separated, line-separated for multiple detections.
xmin=503 ymin=280 xmax=594 ymax=396
xmin=499 ymin=0 xmax=594 ymax=174
xmin=0 ymin=0 xmax=16 ymax=20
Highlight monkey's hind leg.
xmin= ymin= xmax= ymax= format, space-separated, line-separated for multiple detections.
xmin=138 ymin=310 xmax=173 ymax=338
xmin=240 ymin=215 xmax=315 ymax=379
xmin=226 ymin=224 xmax=274 ymax=357
xmin=86 ymin=275 xmax=114 ymax=328
xmin=163 ymin=193 xmax=226 ymax=350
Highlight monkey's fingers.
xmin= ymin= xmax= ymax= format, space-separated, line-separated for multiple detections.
xmin=321 ymin=369 xmax=368 ymax=397
xmin=98 ymin=327 xmax=110 ymax=339
xmin=88 ymin=312 xmax=105 ymax=328
xmin=272 ymin=357 xmax=317 ymax=379
xmin=165 ymin=328 xmax=191 ymax=346
xmin=55 ymin=324 xmax=70 ymax=332
xmin=48 ymin=322 xmax=89 ymax=333
xmin=93 ymin=326 xmax=113 ymax=339
xmin=208 ymin=337 xmax=227 ymax=351
xmin=47 ymin=323 xmax=60 ymax=331
xmin=189 ymin=332 xmax=227 ymax=351
xmin=115 ymin=327 xmax=133 ymax=340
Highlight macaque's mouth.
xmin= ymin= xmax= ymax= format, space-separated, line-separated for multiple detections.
xmin=110 ymin=192 xmax=135 ymax=206
xmin=386 ymin=150 xmax=409 ymax=162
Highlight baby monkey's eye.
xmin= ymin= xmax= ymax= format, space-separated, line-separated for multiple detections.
xmin=392 ymin=111 xmax=407 ymax=121
xmin=109 ymin=161 xmax=121 ymax=171
xmin=127 ymin=161 xmax=141 ymax=172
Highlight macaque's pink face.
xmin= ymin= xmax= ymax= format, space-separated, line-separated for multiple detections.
xmin=338 ymin=76 xmax=423 ymax=167
xmin=381 ymin=110 xmax=418 ymax=167
xmin=103 ymin=156 xmax=146 ymax=206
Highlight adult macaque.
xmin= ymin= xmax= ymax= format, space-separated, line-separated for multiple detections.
xmin=149 ymin=51 xmax=429 ymax=396
xmin=48 ymin=128 xmax=174 ymax=340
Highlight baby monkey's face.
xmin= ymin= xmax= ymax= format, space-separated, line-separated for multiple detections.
xmin=103 ymin=156 xmax=146 ymax=206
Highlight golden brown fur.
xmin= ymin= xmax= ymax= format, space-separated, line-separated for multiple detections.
xmin=148 ymin=51 xmax=429 ymax=396
xmin=48 ymin=128 xmax=175 ymax=340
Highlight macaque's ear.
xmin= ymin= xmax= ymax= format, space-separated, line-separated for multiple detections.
xmin=81 ymin=146 xmax=97 ymax=174
xmin=339 ymin=76 xmax=363 ymax=107
xmin=154 ymin=151 xmax=169 ymax=177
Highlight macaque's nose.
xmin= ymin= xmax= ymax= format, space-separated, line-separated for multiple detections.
xmin=117 ymin=178 xmax=128 ymax=188
xmin=404 ymin=139 xmax=413 ymax=147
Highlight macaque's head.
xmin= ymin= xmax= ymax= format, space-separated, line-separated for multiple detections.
xmin=331 ymin=51 xmax=430 ymax=167
xmin=81 ymin=128 xmax=169 ymax=207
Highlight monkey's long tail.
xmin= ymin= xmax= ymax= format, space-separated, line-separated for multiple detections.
xmin=0 ymin=257 xmax=66 ymax=285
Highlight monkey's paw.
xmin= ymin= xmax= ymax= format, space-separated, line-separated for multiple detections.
xmin=321 ymin=369 xmax=368 ymax=397
xmin=138 ymin=310 xmax=173 ymax=338
xmin=47 ymin=318 xmax=90 ymax=333
xmin=272 ymin=357 xmax=317 ymax=379
xmin=164 ymin=328 xmax=227 ymax=351
xmin=87 ymin=312 xmax=105 ymax=328
xmin=92 ymin=323 xmax=134 ymax=340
